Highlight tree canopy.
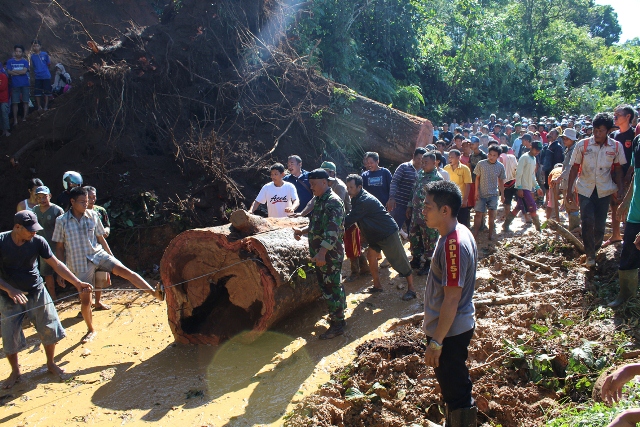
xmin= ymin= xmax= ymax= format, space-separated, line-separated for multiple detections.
xmin=290 ymin=0 xmax=636 ymax=121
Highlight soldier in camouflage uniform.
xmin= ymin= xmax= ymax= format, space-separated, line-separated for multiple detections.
xmin=293 ymin=168 xmax=346 ymax=339
xmin=407 ymin=152 xmax=443 ymax=275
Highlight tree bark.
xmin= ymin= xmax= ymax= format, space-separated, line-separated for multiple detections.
xmin=325 ymin=91 xmax=434 ymax=164
xmin=160 ymin=216 xmax=318 ymax=345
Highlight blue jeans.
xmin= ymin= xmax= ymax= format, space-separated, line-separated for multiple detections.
xmin=579 ymin=189 xmax=611 ymax=259
xmin=0 ymin=102 xmax=9 ymax=131
xmin=391 ymin=204 xmax=409 ymax=231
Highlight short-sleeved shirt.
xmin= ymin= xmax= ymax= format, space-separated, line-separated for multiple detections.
xmin=612 ymin=127 xmax=636 ymax=175
xmin=6 ymin=58 xmax=30 ymax=87
xmin=423 ymin=224 xmax=476 ymax=338
xmin=474 ymin=159 xmax=506 ymax=197
xmin=0 ymin=231 xmax=53 ymax=293
xmin=31 ymin=51 xmax=51 ymax=79
xmin=468 ymin=151 xmax=487 ymax=181
xmin=570 ymin=137 xmax=626 ymax=198
xmin=32 ymin=204 xmax=64 ymax=245
xmin=444 ymin=163 xmax=472 ymax=201
xmin=283 ymin=170 xmax=312 ymax=213
xmin=52 ymin=209 xmax=107 ymax=274
xmin=627 ymin=136 xmax=640 ymax=224
xmin=93 ymin=205 xmax=110 ymax=229
xmin=254 ymin=181 xmax=298 ymax=218
xmin=362 ymin=167 xmax=393 ymax=205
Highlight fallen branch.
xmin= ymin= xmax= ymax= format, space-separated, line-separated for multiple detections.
xmin=547 ymin=219 xmax=585 ymax=253
xmin=507 ymin=252 xmax=553 ymax=272
xmin=10 ymin=136 xmax=45 ymax=166
xmin=386 ymin=289 xmax=561 ymax=331
xmin=622 ymin=350 xmax=640 ymax=360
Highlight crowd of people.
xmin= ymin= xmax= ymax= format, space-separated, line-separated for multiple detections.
xmin=0 ymin=40 xmax=72 ymax=137
xmin=248 ymin=105 xmax=640 ymax=426
xmin=0 ymin=171 xmax=162 ymax=389
xmin=3 ymin=102 xmax=640 ymax=425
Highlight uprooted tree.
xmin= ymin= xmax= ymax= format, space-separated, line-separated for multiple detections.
xmin=0 ymin=0 xmax=432 ymax=269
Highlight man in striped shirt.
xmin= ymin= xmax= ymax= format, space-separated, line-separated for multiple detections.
xmin=387 ymin=147 xmax=427 ymax=232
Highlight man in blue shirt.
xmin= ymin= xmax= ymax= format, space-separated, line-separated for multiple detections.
xmin=284 ymin=155 xmax=312 ymax=214
xmin=361 ymin=151 xmax=393 ymax=206
xmin=6 ymin=45 xmax=30 ymax=125
xmin=30 ymin=40 xmax=52 ymax=111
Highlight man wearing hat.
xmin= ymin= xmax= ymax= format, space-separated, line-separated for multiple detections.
xmin=293 ymin=169 xmax=347 ymax=339
xmin=295 ymin=162 xmax=367 ymax=281
xmin=32 ymin=186 xmax=64 ymax=299
xmin=0 ymin=211 xmax=93 ymax=388
xmin=553 ymin=128 xmax=580 ymax=231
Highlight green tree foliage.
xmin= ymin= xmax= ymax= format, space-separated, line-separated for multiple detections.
xmin=290 ymin=0 xmax=633 ymax=119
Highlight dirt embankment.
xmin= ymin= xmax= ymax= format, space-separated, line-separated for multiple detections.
xmin=284 ymin=232 xmax=633 ymax=427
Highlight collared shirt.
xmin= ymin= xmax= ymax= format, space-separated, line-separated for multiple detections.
xmin=570 ymin=137 xmax=626 ymax=198
xmin=444 ymin=163 xmax=472 ymax=202
xmin=52 ymin=209 xmax=107 ymax=273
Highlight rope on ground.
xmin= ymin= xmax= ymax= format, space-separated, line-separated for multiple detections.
xmin=0 ymin=258 xmax=265 ymax=322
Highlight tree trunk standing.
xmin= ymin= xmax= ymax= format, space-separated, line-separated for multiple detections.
xmin=160 ymin=216 xmax=320 ymax=345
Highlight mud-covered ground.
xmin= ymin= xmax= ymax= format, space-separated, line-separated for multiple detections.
xmin=284 ymin=216 xmax=636 ymax=427
xmin=0 ymin=213 xmax=634 ymax=427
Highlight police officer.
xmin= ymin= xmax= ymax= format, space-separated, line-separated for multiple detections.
xmin=293 ymin=168 xmax=346 ymax=339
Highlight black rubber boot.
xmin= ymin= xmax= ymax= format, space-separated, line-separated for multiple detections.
xmin=319 ymin=320 xmax=345 ymax=340
xmin=445 ymin=406 xmax=477 ymax=427
xmin=502 ymin=211 xmax=516 ymax=232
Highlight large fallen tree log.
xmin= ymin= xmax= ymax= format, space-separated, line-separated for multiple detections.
xmin=160 ymin=212 xmax=319 ymax=345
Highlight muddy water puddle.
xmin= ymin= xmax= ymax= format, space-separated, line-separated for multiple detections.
xmin=0 ymin=266 xmax=420 ymax=426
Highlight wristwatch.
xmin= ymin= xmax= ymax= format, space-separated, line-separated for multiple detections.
xmin=429 ymin=339 xmax=443 ymax=351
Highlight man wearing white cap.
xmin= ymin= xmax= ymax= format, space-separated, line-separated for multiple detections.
xmin=553 ymin=128 xmax=580 ymax=231
xmin=32 ymin=186 xmax=64 ymax=299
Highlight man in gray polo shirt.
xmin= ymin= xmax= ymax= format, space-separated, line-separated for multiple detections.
xmin=422 ymin=180 xmax=477 ymax=426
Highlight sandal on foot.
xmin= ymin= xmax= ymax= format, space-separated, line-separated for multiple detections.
xmin=401 ymin=290 xmax=417 ymax=301
xmin=361 ymin=286 xmax=384 ymax=294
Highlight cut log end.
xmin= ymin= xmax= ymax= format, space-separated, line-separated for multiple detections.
xmin=160 ymin=217 xmax=314 ymax=345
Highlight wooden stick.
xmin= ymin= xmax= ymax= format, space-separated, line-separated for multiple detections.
xmin=547 ymin=219 xmax=585 ymax=253
xmin=507 ymin=252 xmax=553 ymax=272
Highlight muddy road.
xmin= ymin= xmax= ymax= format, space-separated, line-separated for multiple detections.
xmin=0 ymin=212 xmax=631 ymax=426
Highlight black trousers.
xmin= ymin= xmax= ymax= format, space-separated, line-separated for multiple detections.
xmin=457 ymin=207 xmax=471 ymax=228
xmin=428 ymin=328 xmax=475 ymax=411
xmin=621 ymin=222 xmax=640 ymax=271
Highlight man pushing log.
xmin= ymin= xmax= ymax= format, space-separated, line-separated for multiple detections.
xmin=293 ymin=168 xmax=347 ymax=340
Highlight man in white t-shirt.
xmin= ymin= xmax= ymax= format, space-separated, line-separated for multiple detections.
xmin=251 ymin=163 xmax=299 ymax=217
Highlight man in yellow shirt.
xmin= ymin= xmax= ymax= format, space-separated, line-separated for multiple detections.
xmin=444 ymin=149 xmax=473 ymax=228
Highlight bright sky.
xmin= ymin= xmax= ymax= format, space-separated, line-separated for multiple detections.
xmin=595 ymin=0 xmax=640 ymax=43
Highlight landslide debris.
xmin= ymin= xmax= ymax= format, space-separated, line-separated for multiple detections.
xmin=285 ymin=232 xmax=635 ymax=427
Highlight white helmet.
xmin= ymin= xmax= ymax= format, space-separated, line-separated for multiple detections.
xmin=62 ymin=171 xmax=83 ymax=190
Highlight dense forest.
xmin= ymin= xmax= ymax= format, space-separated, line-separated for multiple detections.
xmin=289 ymin=0 xmax=639 ymax=121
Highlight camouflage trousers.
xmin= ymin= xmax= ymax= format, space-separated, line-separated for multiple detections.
xmin=314 ymin=260 xmax=346 ymax=323
xmin=409 ymin=220 xmax=439 ymax=260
